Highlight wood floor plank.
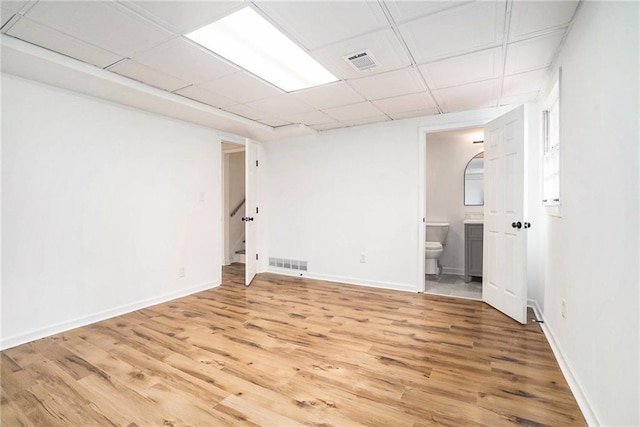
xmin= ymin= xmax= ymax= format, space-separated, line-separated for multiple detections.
xmin=1 ymin=264 xmax=586 ymax=426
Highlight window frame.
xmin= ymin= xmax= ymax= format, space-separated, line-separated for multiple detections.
xmin=542 ymin=69 xmax=562 ymax=217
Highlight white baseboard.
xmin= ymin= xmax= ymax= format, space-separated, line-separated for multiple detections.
xmin=442 ymin=266 xmax=464 ymax=276
xmin=527 ymin=300 xmax=599 ymax=426
xmin=264 ymin=268 xmax=417 ymax=293
xmin=1 ymin=280 xmax=221 ymax=351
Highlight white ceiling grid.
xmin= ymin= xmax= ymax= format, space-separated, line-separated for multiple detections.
xmin=1 ymin=0 xmax=580 ymax=133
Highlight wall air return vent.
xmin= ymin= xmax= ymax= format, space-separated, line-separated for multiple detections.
xmin=343 ymin=50 xmax=378 ymax=72
xmin=269 ymin=257 xmax=307 ymax=272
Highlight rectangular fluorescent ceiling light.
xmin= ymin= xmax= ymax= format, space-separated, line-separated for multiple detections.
xmin=186 ymin=7 xmax=338 ymax=92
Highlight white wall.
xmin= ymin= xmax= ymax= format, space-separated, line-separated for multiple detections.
xmin=261 ymin=108 xmax=511 ymax=291
xmin=1 ymin=74 xmax=221 ymax=349
xmin=426 ymin=128 xmax=484 ymax=275
xmin=538 ymin=2 xmax=639 ymax=425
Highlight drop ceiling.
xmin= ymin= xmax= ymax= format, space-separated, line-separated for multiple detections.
xmin=0 ymin=0 xmax=579 ymax=137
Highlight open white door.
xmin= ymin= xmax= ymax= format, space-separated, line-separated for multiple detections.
xmin=483 ymin=105 xmax=528 ymax=324
xmin=244 ymin=139 xmax=259 ymax=286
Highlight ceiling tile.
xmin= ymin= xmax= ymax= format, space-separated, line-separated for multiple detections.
xmin=133 ymin=38 xmax=239 ymax=84
xmin=223 ymin=104 xmax=269 ymax=121
xmin=121 ymin=1 xmax=244 ymax=33
xmin=174 ymin=85 xmax=236 ymax=108
xmin=259 ymin=117 xmax=291 ymax=128
xmin=419 ymin=47 xmax=502 ymax=90
xmin=256 ymin=1 xmax=388 ymax=50
xmin=385 ymin=1 xmax=472 ymax=24
xmin=388 ymin=109 xmax=438 ymax=121
xmin=342 ymin=115 xmax=390 ymax=128
xmin=510 ymin=0 xmax=579 ymax=40
xmin=7 ymin=18 xmax=123 ymax=68
xmin=502 ymin=68 xmax=548 ymax=99
xmin=312 ymin=28 xmax=410 ymax=79
xmin=433 ymin=79 xmax=499 ymax=113
xmin=500 ymin=92 xmax=539 ymax=107
xmin=310 ymin=122 xmax=346 ymax=132
xmin=247 ymin=95 xmax=315 ymax=117
xmin=1 ymin=1 xmax=29 ymax=13
xmin=372 ymin=92 xmax=436 ymax=115
xmin=292 ymin=82 xmax=365 ymax=110
xmin=23 ymin=1 xmax=172 ymax=57
xmin=399 ymin=2 xmax=505 ymax=63
xmin=200 ymin=72 xmax=283 ymax=104
xmin=109 ymin=59 xmax=190 ymax=91
xmin=505 ymin=32 xmax=565 ymax=75
xmin=324 ymin=102 xmax=384 ymax=122
xmin=347 ymin=67 xmax=425 ymax=101
xmin=283 ymin=111 xmax=336 ymax=126
xmin=1 ymin=8 xmax=16 ymax=29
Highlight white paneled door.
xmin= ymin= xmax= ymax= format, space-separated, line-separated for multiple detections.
xmin=482 ymin=105 xmax=528 ymax=324
xmin=244 ymin=139 xmax=259 ymax=286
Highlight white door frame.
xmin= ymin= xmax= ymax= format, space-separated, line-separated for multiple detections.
xmin=417 ymin=118 xmax=499 ymax=293
xmin=218 ymin=132 xmax=246 ymax=268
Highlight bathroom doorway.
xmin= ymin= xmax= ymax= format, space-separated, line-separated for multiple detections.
xmin=424 ymin=127 xmax=484 ymax=300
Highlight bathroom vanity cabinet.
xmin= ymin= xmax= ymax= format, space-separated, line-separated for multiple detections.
xmin=464 ymin=222 xmax=484 ymax=282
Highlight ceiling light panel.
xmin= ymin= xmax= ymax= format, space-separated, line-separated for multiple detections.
xmin=22 ymin=1 xmax=172 ymax=57
xmin=398 ymin=2 xmax=505 ymax=64
xmin=186 ymin=7 xmax=338 ymax=92
xmin=255 ymin=1 xmax=388 ymax=51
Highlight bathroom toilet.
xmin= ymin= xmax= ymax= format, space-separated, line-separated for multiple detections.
xmin=425 ymin=222 xmax=449 ymax=275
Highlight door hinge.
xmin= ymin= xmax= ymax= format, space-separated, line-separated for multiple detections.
xmin=256 ymin=160 xmax=259 ymax=167
xmin=256 ymin=254 xmax=259 ymax=260
xmin=256 ymin=206 xmax=259 ymax=214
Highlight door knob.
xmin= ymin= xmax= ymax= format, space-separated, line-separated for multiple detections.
xmin=524 ymin=222 xmax=531 ymax=229
xmin=511 ymin=221 xmax=522 ymax=229
xmin=242 ymin=217 xmax=254 ymax=222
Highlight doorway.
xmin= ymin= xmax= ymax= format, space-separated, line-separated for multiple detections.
xmin=417 ymin=106 xmax=529 ymax=324
xmin=424 ymin=127 xmax=484 ymax=300
xmin=222 ymin=142 xmax=245 ymax=265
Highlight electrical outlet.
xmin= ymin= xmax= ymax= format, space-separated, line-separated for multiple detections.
xmin=360 ymin=253 xmax=366 ymax=263
xmin=561 ymin=299 xmax=566 ymax=319
xmin=179 ymin=267 xmax=186 ymax=278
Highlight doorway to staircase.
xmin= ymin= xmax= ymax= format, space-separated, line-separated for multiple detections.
xmin=222 ymin=142 xmax=246 ymax=265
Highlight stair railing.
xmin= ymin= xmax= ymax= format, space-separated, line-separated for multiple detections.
xmin=230 ymin=198 xmax=246 ymax=217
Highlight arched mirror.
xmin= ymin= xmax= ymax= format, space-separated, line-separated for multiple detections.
xmin=464 ymin=152 xmax=484 ymax=206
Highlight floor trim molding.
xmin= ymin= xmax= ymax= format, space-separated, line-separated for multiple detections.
xmin=264 ymin=268 xmax=417 ymax=293
xmin=1 ymin=280 xmax=221 ymax=351
xmin=528 ymin=299 xmax=599 ymax=426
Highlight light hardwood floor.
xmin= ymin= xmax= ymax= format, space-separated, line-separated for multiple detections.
xmin=1 ymin=264 xmax=585 ymax=426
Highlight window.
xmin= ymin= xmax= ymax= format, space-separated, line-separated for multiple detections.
xmin=542 ymin=72 xmax=561 ymax=215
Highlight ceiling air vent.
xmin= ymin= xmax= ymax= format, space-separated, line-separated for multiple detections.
xmin=343 ymin=50 xmax=378 ymax=72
